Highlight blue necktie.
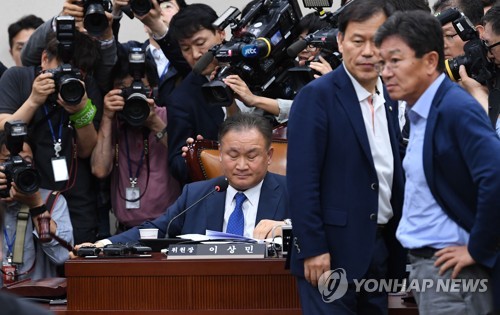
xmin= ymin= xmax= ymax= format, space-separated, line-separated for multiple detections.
xmin=226 ymin=192 xmax=246 ymax=236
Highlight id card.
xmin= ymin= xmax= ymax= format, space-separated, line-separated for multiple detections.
xmin=126 ymin=187 xmax=140 ymax=209
xmin=51 ymin=156 xmax=69 ymax=182
xmin=2 ymin=263 xmax=17 ymax=284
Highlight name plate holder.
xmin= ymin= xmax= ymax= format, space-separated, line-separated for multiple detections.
xmin=167 ymin=243 xmax=267 ymax=259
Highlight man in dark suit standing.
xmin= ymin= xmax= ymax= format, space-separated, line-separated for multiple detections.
xmin=375 ymin=10 xmax=500 ymax=314
xmin=287 ymin=0 xmax=405 ymax=313
xmin=74 ymin=113 xmax=289 ymax=247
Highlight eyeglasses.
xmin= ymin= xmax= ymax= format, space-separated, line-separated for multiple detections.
xmin=297 ymin=37 xmax=318 ymax=53
xmin=444 ymin=33 xmax=459 ymax=42
xmin=483 ymin=40 xmax=500 ymax=53
xmin=304 ymin=44 xmax=319 ymax=53
xmin=374 ymin=59 xmax=402 ymax=74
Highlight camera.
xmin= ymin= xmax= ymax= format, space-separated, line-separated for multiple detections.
xmin=0 ymin=121 xmax=40 ymax=198
xmin=44 ymin=16 xmax=85 ymax=106
xmin=437 ymin=8 xmax=495 ymax=85
xmin=286 ymin=0 xmax=351 ymax=88
xmin=77 ymin=246 xmax=102 ymax=257
xmin=46 ymin=64 xmax=85 ymax=106
xmin=119 ymin=47 xmax=155 ymax=127
xmin=130 ymin=0 xmax=152 ymax=16
xmin=197 ymin=0 xmax=303 ymax=107
xmin=82 ymin=0 xmax=113 ymax=36
xmin=102 ymin=243 xmax=152 ymax=256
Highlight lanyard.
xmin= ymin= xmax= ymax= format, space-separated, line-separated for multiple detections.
xmin=3 ymin=226 xmax=16 ymax=257
xmin=123 ymin=127 xmax=147 ymax=187
xmin=43 ymin=105 xmax=65 ymax=157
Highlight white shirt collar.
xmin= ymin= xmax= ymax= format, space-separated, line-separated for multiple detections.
xmin=343 ymin=63 xmax=385 ymax=105
xmin=226 ymin=178 xmax=264 ymax=207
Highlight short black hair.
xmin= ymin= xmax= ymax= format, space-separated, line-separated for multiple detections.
xmin=338 ymin=0 xmax=394 ymax=34
xmin=218 ymin=113 xmax=273 ymax=149
xmin=433 ymin=0 xmax=484 ymax=25
xmin=482 ymin=3 xmax=500 ymax=34
xmin=8 ymin=15 xmax=44 ymax=49
xmin=388 ymin=0 xmax=431 ymax=13
xmin=44 ymin=31 xmax=101 ymax=76
xmin=297 ymin=12 xmax=330 ymax=35
xmin=109 ymin=45 xmax=159 ymax=88
xmin=168 ymin=3 xmax=218 ymax=43
xmin=374 ymin=10 xmax=445 ymax=72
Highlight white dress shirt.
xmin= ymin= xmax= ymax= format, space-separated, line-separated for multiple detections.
xmin=345 ymin=68 xmax=394 ymax=224
xmin=223 ymin=180 xmax=264 ymax=238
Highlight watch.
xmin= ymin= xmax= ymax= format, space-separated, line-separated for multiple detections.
xmin=155 ymin=127 xmax=168 ymax=141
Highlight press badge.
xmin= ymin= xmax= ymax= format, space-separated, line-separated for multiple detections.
xmin=126 ymin=187 xmax=140 ymax=209
xmin=51 ymin=156 xmax=69 ymax=182
xmin=2 ymin=262 xmax=17 ymax=284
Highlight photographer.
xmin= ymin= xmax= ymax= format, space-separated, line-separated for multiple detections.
xmin=471 ymin=4 xmax=500 ymax=135
xmin=440 ymin=3 xmax=500 ymax=132
xmin=220 ymin=12 xmax=333 ymax=124
xmin=112 ymin=0 xmax=188 ymax=103
xmin=0 ymin=29 xmax=102 ymax=244
xmin=296 ymin=12 xmax=335 ymax=77
xmin=91 ymin=46 xmax=180 ymax=231
xmin=0 ymin=126 xmax=73 ymax=287
xmin=152 ymin=4 xmax=238 ymax=185
xmin=127 ymin=0 xmax=192 ymax=78
xmin=21 ymin=0 xmax=117 ymax=93
xmin=433 ymin=0 xmax=490 ymax=113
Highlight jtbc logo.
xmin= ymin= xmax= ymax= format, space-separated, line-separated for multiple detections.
xmin=243 ymin=46 xmax=258 ymax=56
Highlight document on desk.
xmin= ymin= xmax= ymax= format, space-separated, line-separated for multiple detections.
xmin=176 ymin=232 xmax=258 ymax=243
xmin=205 ymin=230 xmax=260 ymax=243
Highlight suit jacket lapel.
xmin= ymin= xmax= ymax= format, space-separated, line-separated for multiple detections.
xmin=423 ymin=78 xmax=450 ymax=197
xmin=205 ymin=187 xmax=227 ymax=232
xmin=336 ymin=66 xmax=375 ymax=167
xmin=256 ymin=173 xmax=280 ymax=224
xmin=383 ymin=94 xmax=401 ymax=167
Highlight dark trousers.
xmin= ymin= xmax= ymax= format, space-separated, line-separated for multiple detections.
xmin=297 ymin=235 xmax=389 ymax=315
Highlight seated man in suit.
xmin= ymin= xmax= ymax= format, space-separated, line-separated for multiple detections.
xmin=75 ymin=113 xmax=289 ymax=249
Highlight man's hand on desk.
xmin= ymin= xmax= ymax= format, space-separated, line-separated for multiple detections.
xmin=253 ymin=219 xmax=288 ymax=240
xmin=69 ymin=241 xmax=107 ymax=259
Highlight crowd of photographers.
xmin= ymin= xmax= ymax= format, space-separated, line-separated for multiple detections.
xmin=0 ymin=0 xmax=499 ymax=309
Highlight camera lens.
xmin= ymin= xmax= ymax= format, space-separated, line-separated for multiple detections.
xmin=84 ymin=3 xmax=108 ymax=36
xmin=122 ymin=93 xmax=150 ymax=127
xmin=13 ymin=168 xmax=40 ymax=195
xmin=444 ymin=55 xmax=469 ymax=82
xmin=202 ymin=80 xmax=234 ymax=107
xmin=130 ymin=0 xmax=152 ymax=16
xmin=211 ymin=86 xmax=231 ymax=103
xmin=59 ymin=77 xmax=85 ymax=105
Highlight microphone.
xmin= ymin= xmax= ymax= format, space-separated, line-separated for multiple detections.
xmin=287 ymin=39 xmax=308 ymax=58
xmin=165 ymin=177 xmax=229 ymax=238
xmin=193 ymin=50 xmax=216 ymax=75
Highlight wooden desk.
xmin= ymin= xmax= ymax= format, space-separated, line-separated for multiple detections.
xmin=65 ymin=253 xmax=298 ymax=314
xmin=61 ymin=254 xmax=417 ymax=314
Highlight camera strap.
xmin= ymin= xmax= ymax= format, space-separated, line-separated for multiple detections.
xmin=116 ymin=126 xmax=151 ymax=203
xmin=12 ymin=205 xmax=30 ymax=265
xmin=9 ymin=192 xmax=60 ymax=265
xmin=44 ymin=191 xmax=62 ymax=215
